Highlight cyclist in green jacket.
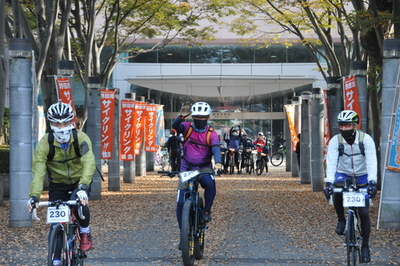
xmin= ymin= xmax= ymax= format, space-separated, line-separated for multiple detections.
xmin=28 ymin=102 xmax=96 ymax=258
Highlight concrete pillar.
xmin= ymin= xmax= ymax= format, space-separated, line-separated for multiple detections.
xmin=8 ymin=38 xmax=33 ymax=228
xmin=86 ymin=87 xmax=102 ymax=200
xmin=123 ymin=93 xmax=136 ymax=183
xmin=326 ymin=77 xmax=343 ymax=137
xmin=310 ymin=88 xmax=324 ymax=191
xmin=108 ymin=89 xmax=121 ymax=191
xmin=378 ymin=38 xmax=400 ymax=229
xmin=300 ymin=91 xmax=312 ymax=184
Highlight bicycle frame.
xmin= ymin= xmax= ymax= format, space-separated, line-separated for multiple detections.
xmin=31 ymin=199 xmax=86 ymax=266
xmin=333 ymin=176 xmax=368 ymax=266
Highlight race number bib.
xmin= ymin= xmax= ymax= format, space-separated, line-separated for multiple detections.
xmin=343 ymin=192 xmax=365 ymax=207
xmin=46 ymin=205 xmax=70 ymax=224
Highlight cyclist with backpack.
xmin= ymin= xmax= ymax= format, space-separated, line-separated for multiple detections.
xmin=28 ymin=102 xmax=96 ymax=261
xmin=172 ymin=102 xmax=222 ymax=228
xmin=323 ymin=110 xmax=377 ymax=263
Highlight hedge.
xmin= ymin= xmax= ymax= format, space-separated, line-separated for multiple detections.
xmin=0 ymin=145 xmax=10 ymax=173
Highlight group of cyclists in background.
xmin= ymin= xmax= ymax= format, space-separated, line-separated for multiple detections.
xmin=162 ymin=123 xmax=285 ymax=176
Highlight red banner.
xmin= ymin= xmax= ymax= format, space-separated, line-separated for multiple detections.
xmin=133 ymin=102 xmax=147 ymax=155
xmin=54 ymin=76 xmax=77 ymax=126
xmin=343 ymin=76 xmax=362 ymax=127
xmin=120 ymin=100 xmax=135 ymax=161
xmin=100 ymin=89 xmax=116 ymax=159
xmin=145 ymin=104 xmax=157 ymax=152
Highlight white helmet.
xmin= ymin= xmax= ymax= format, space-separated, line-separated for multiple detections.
xmin=337 ymin=110 xmax=359 ymax=124
xmin=47 ymin=102 xmax=74 ymax=123
xmin=191 ymin=102 xmax=212 ymax=116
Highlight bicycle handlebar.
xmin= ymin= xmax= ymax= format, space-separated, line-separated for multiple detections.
xmin=30 ymin=199 xmax=84 ymax=221
xmin=158 ymin=170 xmax=223 ymax=178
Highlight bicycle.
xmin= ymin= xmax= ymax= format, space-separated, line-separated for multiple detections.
xmin=255 ymin=152 xmax=266 ymax=175
xmin=270 ymin=143 xmax=286 ymax=167
xmin=31 ymin=199 xmax=86 ymax=266
xmin=331 ymin=176 xmax=371 ymax=266
xmin=242 ymin=148 xmax=255 ymax=174
xmin=227 ymin=148 xmax=236 ymax=175
xmin=160 ymin=147 xmax=170 ymax=171
xmin=158 ymin=169 xmax=219 ymax=266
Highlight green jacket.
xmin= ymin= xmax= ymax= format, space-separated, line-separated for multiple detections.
xmin=29 ymin=130 xmax=96 ymax=198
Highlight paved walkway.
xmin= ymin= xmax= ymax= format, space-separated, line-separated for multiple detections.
xmin=3 ymin=163 xmax=400 ymax=265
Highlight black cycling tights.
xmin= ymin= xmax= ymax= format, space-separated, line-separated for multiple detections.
xmin=333 ymin=192 xmax=370 ymax=247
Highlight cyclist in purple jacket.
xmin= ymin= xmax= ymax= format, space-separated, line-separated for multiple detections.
xmin=172 ymin=102 xmax=222 ymax=232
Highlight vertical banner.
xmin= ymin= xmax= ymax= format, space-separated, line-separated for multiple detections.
xmin=323 ymin=90 xmax=331 ymax=161
xmin=386 ymin=71 xmax=400 ymax=171
xmin=284 ymin=104 xmax=299 ymax=151
xmin=54 ymin=76 xmax=78 ymax=126
xmin=100 ymin=89 xmax=116 ymax=159
xmin=145 ymin=104 xmax=157 ymax=152
xmin=343 ymin=75 xmax=362 ymax=127
xmin=120 ymin=100 xmax=135 ymax=161
xmin=133 ymin=102 xmax=147 ymax=155
xmin=155 ymin=105 xmax=166 ymax=146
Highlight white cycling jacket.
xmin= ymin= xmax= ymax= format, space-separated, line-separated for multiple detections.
xmin=325 ymin=130 xmax=377 ymax=184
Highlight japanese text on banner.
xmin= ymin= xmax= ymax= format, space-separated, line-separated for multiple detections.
xmin=134 ymin=102 xmax=147 ymax=155
xmin=100 ymin=90 xmax=115 ymax=159
xmin=54 ymin=76 xmax=77 ymax=126
xmin=343 ymin=76 xmax=362 ymax=127
xmin=155 ymin=105 xmax=166 ymax=146
xmin=120 ymin=100 xmax=135 ymax=161
xmin=145 ymin=104 xmax=157 ymax=152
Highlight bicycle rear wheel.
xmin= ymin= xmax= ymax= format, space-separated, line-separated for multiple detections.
xmin=256 ymin=159 xmax=264 ymax=175
xmin=48 ymin=224 xmax=66 ymax=266
xmin=195 ymin=198 xmax=205 ymax=260
xmin=345 ymin=212 xmax=359 ymax=266
xmin=270 ymin=152 xmax=284 ymax=166
xmin=181 ymin=200 xmax=195 ymax=266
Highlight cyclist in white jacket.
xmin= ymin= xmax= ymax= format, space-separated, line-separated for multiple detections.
xmin=324 ymin=110 xmax=377 ymax=263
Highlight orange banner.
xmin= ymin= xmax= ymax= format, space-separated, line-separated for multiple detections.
xmin=133 ymin=102 xmax=147 ymax=155
xmin=100 ymin=89 xmax=116 ymax=159
xmin=145 ymin=104 xmax=157 ymax=152
xmin=284 ymin=104 xmax=299 ymax=151
xmin=343 ymin=76 xmax=362 ymax=127
xmin=54 ymin=76 xmax=77 ymax=126
xmin=120 ymin=100 xmax=135 ymax=161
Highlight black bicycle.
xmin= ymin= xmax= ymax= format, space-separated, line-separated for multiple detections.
xmin=159 ymin=169 xmax=219 ymax=266
xmin=242 ymin=148 xmax=256 ymax=174
xmin=331 ymin=177 xmax=371 ymax=266
xmin=270 ymin=143 xmax=285 ymax=166
xmin=31 ymin=199 xmax=86 ymax=266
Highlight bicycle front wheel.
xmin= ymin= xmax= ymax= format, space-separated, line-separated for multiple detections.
xmin=256 ymin=159 xmax=264 ymax=175
xmin=345 ymin=212 xmax=359 ymax=266
xmin=181 ymin=200 xmax=195 ymax=266
xmin=195 ymin=197 xmax=205 ymax=260
xmin=270 ymin=152 xmax=284 ymax=166
xmin=229 ymin=155 xmax=235 ymax=175
xmin=48 ymin=224 xmax=66 ymax=266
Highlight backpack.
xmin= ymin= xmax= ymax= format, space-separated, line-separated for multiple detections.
xmin=338 ymin=130 xmax=365 ymax=157
xmin=184 ymin=123 xmax=214 ymax=146
xmin=48 ymin=129 xmax=81 ymax=162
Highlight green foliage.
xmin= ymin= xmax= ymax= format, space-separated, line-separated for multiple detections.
xmin=1 ymin=108 xmax=9 ymax=146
